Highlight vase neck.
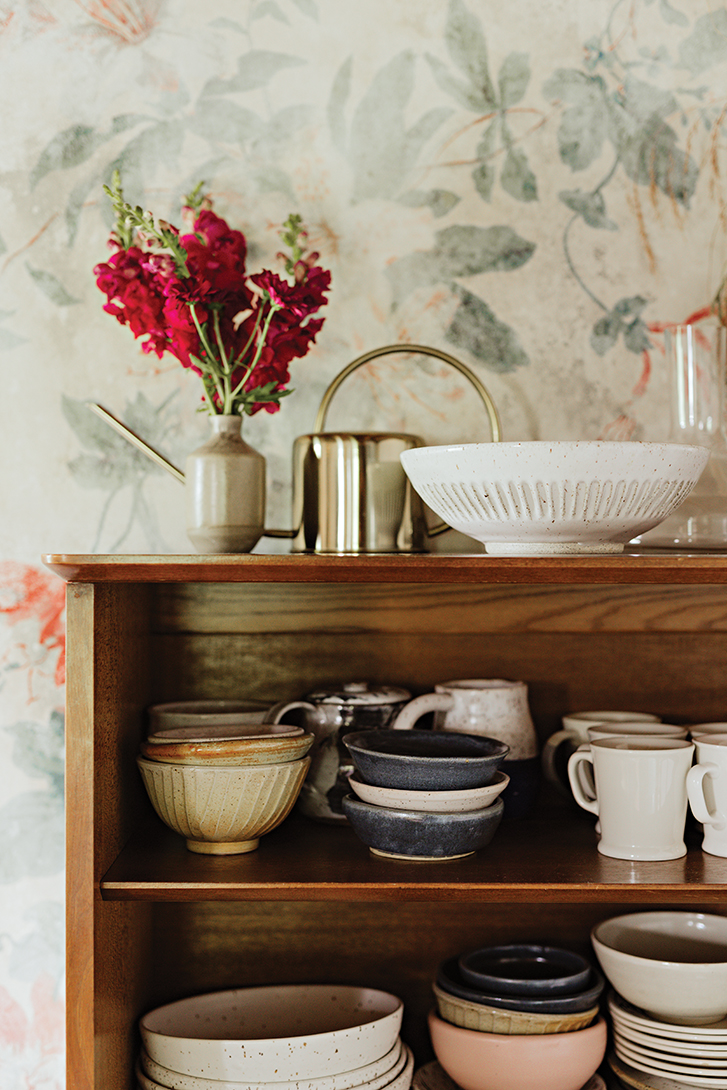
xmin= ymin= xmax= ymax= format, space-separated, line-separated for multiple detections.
xmin=211 ymin=414 xmax=242 ymax=437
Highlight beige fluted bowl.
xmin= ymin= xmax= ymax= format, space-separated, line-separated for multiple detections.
xmin=137 ymin=755 xmax=310 ymax=854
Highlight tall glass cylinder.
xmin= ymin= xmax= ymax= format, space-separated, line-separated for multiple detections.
xmin=637 ymin=319 xmax=727 ymax=548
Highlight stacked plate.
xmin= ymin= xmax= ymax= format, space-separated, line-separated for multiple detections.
xmin=609 ymin=990 xmax=727 ymax=1090
xmin=135 ymin=984 xmax=412 ymax=1090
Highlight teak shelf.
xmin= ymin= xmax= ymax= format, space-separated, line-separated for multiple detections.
xmin=46 ymin=551 xmax=727 ymax=1090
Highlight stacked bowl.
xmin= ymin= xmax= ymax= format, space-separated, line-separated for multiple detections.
xmin=591 ymin=911 xmax=727 ymax=1089
xmin=135 ymin=984 xmax=412 ymax=1090
xmin=340 ymin=729 xmax=509 ymax=861
xmin=429 ymin=942 xmax=607 ymax=1090
xmin=137 ymin=700 xmax=314 ymax=854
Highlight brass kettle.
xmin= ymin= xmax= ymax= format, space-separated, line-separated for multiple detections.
xmin=287 ymin=343 xmax=500 ymax=554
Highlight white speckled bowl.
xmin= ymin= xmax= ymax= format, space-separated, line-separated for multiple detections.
xmin=400 ymin=441 xmax=709 ymax=555
xmin=139 ymin=985 xmax=404 ymax=1083
xmin=137 ymin=756 xmax=309 ymax=854
xmin=136 ymin=1040 xmax=413 ymax=1090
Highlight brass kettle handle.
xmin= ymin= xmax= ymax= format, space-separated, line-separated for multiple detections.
xmin=314 ymin=342 xmax=501 ymax=439
xmin=313 ymin=343 xmax=501 ymax=539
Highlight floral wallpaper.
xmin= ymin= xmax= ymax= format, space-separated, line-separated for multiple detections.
xmin=1 ymin=0 xmax=726 ymax=1085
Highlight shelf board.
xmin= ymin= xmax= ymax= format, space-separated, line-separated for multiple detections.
xmin=42 ymin=550 xmax=727 ymax=586
xmin=100 ymin=810 xmax=727 ymax=904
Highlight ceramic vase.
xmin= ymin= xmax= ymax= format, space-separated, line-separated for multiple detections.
xmin=185 ymin=414 xmax=265 ymax=553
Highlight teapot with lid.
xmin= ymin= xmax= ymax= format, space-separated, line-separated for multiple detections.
xmin=296 ymin=681 xmax=411 ymax=822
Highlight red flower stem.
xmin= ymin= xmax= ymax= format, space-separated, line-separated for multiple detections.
xmin=188 ymin=303 xmax=225 ymax=409
xmin=228 ymin=300 xmax=282 ymax=403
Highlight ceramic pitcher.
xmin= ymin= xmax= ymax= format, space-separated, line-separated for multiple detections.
xmin=391 ymin=679 xmax=540 ymax=818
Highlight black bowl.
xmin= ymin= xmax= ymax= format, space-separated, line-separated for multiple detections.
xmin=435 ymin=955 xmax=605 ymax=1014
xmin=458 ymin=943 xmax=592 ymax=997
xmin=341 ymin=794 xmax=504 ymax=860
xmin=343 ymin=729 xmax=509 ymax=791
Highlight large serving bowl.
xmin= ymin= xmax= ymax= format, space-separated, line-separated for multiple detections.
xmin=591 ymin=911 xmax=727 ymax=1024
xmin=139 ymin=984 xmax=404 ymax=1082
xmin=428 ymin=1008 xmax=608 ymax=1090
xmin=137 ymin=756 xmax=309 ymax=854
xmin=343 ymin=730 xmax=509 ymax=791
xmin=400 ymin=441 xmax=709 ymax=555
xmin=342 ymin=795 xmax=504 ymax=861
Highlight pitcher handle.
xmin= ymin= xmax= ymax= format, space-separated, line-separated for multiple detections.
xmin=313 ymin=343 xmax=501 ymax=539
xmin=541 ymin=728 xmax=578 ymax=789
xmin=391 ymin=692 xmax=454 ymax=730
xmin=264 ymin=700 xmax=316 ymax=724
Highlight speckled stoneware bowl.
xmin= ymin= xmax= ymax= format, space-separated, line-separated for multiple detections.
xmin=458 ymin=944 xmax=592 ymax=997
xmin=139 ymin=729 xmax=314 ymax=767
xmin=343 ymin=729 xmax=509 ymax=791
xmin=400 ymin=441 xmax=710 ymax=555
xmin=139 ymin=984 xmax=404 ymax=1083
xmin=137 ymin=755 xmax=310 ymax=854
xmin=436 ymin=956 xmax=605 ymax=1015
xmin=341 ymin=794 xmax=504 ymax=860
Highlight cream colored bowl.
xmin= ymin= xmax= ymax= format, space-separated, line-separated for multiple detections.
xmin=348 ymin=771 xmax=509 ymax=813
xmin=137 ymin=756 xmax=309 ymax=854
xmin=139 ymin=985 xmax=404 ymax=1082
xmin=401 ymin=441 xmax=709 ymax=555
xmin=138 ymin=1038 xmax=406 ymax=1090
xmin=432 ymin=982 xmax=598 ymax=1036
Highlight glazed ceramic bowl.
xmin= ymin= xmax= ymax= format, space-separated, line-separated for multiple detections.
xmin=139 ymin=984 xmax=404 ymax=1082
xmin=137 ymin=755 xmax=310 ymax=854
xmin=147 ymin=700 xmax=272 ymax=731
xmin=435 ymin=956 xmax=605 ymax=1015
xmin=137 ymin=1038 xmax=408 ymax=1090
xmin=341 ymin=795 xmax=504 ymax=861
xmin=343 ymin=729 xmax=509 ymax=791
xmin=428 ymin=1008 xmax=607 ymax=1090
xmin=458 ymin=944 xmax=592 ymax=997
xmin=139 ymin=729 xmax=314 ymax=767
xmin=591 ymin=911 xmax=727 ymax=1024
xmin=347 ymin=771 xmax=509 ymax=813
xmin=432 ymin=982 xmax=599 ymax=1036
xmin=400 ymin=441 xmax=709 ymax=555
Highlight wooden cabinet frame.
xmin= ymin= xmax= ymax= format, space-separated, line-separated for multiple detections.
xmin=46 ymin=553 xmax=727 ymax=1090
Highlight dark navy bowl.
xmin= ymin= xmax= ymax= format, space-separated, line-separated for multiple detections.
xmin=343 ymin=729 xmax=509 ymax=791
xmin=435 ymin=955 xmax=605 ymax=1014
xmin=341 ymin=794 xmax=504 ymax=860
xmin=458 ymin=944 xmax=592 ymax=997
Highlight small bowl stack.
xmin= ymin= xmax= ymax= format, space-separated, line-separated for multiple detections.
xmin=429 ymin=943 xmax=607 ymax=1090
xmin=135 ymin=984 xmax=412 ymax=1090
xmin=340 ymin=729 xmax=509 ymax=861
xmin=137 ymin=702 xmax=314 ymax=854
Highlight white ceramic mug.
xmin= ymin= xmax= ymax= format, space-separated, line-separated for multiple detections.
xmin=391 ymin=679 xmax=538 ymax=759
xmin=542 ymin=710 xmax=661 ymax=794
xmin=568 ymin=736 xmax=695 ymax=860
xmin=688 ymin=733 xmax=727 ymax=857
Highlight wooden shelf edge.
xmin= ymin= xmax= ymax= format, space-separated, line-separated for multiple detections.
xmin=41 ymin=551 xmax=727 ymax=585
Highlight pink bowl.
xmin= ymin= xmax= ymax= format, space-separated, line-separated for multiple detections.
xmin=428 ymin=1008 xmax=607 ymax=1090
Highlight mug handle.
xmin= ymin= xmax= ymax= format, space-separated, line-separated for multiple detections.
xmin=568 ymin=747 xmax=599 ymax=816
xmin=391 ymin=692 xmax=454 ymax=730
xmin=541 ymin=729 xmax=578 ymax=788
xmin=687 ymin=763 xmax=727 ymax=829
xmin=264 ymin=700 xmax=316 ymax=724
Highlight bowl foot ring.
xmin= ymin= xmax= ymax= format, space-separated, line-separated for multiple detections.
xmin=186 ymin=838 xmax=260 ymax=854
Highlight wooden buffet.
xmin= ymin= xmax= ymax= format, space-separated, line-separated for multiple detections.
xmin=44 ymin=551 xmax=727 ymax=1090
